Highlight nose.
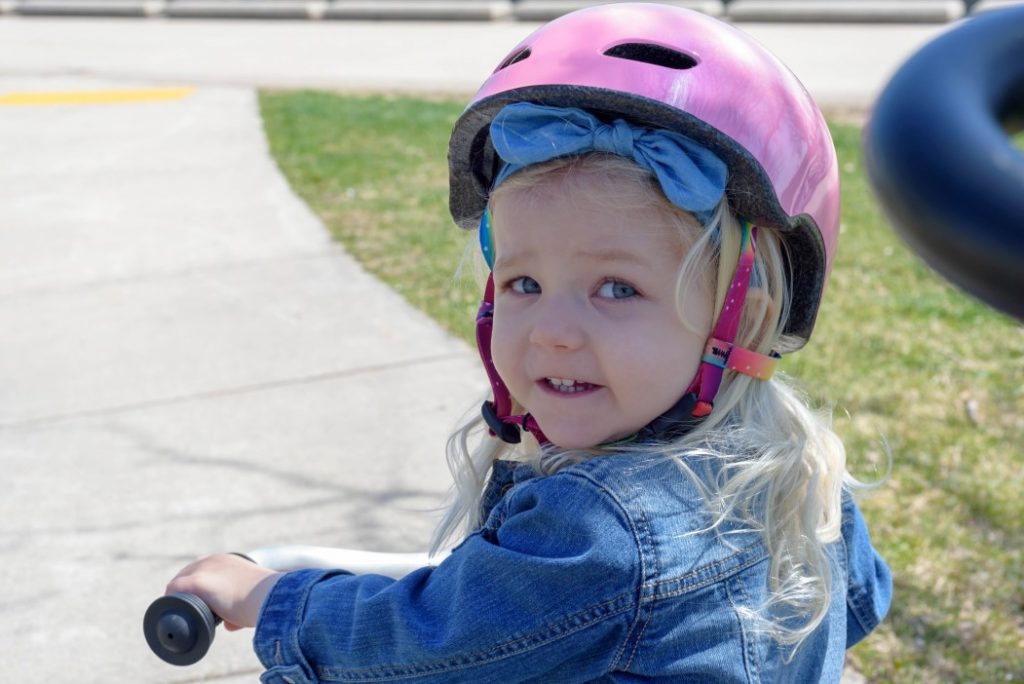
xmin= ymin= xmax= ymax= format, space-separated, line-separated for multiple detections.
xmin=528 ymin=294 xmax=586 ymax=351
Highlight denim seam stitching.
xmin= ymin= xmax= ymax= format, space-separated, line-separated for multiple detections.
xmin=725 ymin=574 xmax=760 ymax=684
xmin=593 ymin=468 xmax=656 ymax=673
xmin=651 ymin=551 xmax=769 ymax=600
xmin=647 ymin=542 xmax=765 ymax=590
xmin=847 ymin=582 xmax=875 ymax=636
xmin=315 ymin=594 xmax=635 ymax=682
xmin=620 ymin=597 xmax=655 ymax=673
xmin=612 ymin=596 xmax=643 ymax=671
xmin=265 ymin=569 xmax=336 ymax=676
xmin=560 ymin=467 xmax=651 ymax=673
xmin=289 ymin=580 xmax=306 ymax=670
xmin=842 ymin=522 xmax=878 ymax=637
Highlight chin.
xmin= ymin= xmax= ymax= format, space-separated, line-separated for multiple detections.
xmin=541 ymin=425 xmax=629 ymax=451
xmin=547 ymin=437 xmax=598 ymax=451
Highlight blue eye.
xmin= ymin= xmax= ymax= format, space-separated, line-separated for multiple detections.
xmin=510 ymin=276 xmax=541 ymax=294
xmin=598 ymin=280 xmax=637 ymax=299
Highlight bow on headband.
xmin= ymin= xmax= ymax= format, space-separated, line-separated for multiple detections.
xmin=490 ymin=103 xmax=728 ymax=224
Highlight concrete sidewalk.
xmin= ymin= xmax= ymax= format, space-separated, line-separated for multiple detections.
xmin=0 ymin=74 xmax=485 ymax=682
xmin=0 ymin=17 xmax=935 ymax=682
xmin=0 ymin=17 xmax=946 ymax=112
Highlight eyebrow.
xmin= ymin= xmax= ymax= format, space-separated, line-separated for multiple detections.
xmin=576 ymin=247 xmax=650 ymax=266
xmin=493 ymin=246 xmax=650 ymax=272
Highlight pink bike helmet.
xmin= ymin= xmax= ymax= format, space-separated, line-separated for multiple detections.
xmin=449 ymin=2 xmax=840 ymax=344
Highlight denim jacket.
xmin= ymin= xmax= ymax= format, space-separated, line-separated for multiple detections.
xmin=254 ymin=455 xmax=891 ymax=683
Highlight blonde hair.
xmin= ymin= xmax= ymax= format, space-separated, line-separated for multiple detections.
xmin=433 ymin=153 xmax=853 ymax=651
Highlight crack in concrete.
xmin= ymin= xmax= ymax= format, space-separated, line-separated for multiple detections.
xmin=0 ymin=248 xmax=339 ymax=304
xmin=0 ymin=351 xmax=469 ymax=430
xmin=13 ymin=491 xmax=434 ymax=538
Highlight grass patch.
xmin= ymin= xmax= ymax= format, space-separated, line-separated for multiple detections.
xmin=260 ymin=91 xmax=1024 ymax=682
xmin=259 ymin=92 xmax=479 ymax=338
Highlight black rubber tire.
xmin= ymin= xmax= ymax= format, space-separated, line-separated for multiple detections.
xmin=864 ymin=6 xmax=1024 ymax=320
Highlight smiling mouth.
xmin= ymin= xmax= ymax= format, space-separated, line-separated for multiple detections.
xmin=542 ymin=377 xmax=600 ymax=394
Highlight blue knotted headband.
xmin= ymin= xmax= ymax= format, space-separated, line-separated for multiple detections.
xmin=489 ymin=102 xmax=728 ymax=225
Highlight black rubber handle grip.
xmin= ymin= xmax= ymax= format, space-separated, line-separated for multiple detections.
xmin=143 ymin=592 xmax=221 ymax=666
xmin=864 ymin=5 xmax=1024 ymax=319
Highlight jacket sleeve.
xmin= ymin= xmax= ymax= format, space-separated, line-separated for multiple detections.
xmin=253 ymin=471 xmax=642 ymax=684
xmin=842 ymin=495 xmax=892 ymax=648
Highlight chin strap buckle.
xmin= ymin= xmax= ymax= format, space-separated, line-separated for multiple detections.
xmin=481 ymin=401 xmax=522 ymax=444
xmin=702 ymin=338 xmax=780 ymax=381
xmin=687 ymin=220 xmax=781 ymax=421
xmin=690 ymin=338 xmax=780 ymax=419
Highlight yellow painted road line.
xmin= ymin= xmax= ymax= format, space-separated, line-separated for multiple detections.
xmin=0 ymin=87 xmax=195 ymax=107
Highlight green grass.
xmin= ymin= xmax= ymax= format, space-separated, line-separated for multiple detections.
xmin=258 ymin=92 xmax=480 ymax=337
xmin=260 ymin=91 xmax=1024 ymax=682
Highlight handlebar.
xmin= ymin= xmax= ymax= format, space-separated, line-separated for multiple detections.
xmin=864 ymin=5 xmax=1024 ymax=320
xmin=144 ymin=592 xmax=221 ymax=666
xmin=144 ymin=546 xmax=442 ymax=666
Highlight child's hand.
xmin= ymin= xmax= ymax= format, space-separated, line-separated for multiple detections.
xmin=165 ymin=554 xmax=282 ymax=631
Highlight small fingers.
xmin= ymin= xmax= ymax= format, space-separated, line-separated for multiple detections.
xmin=164 ymin=554 xmax=217 ymax=595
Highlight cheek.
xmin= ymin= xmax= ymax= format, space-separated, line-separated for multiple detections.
xmin=665 ymin=318 xmax=707 ymax=374
xmin=489 ymin=312 xmax=520 ymax=384
xmin=607 ymin=318 xmax=704 ymax=389
xmin=679 ymin=284 xmax=715 ymax=335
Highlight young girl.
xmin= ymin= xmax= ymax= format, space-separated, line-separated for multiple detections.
xmin=166 ymin=5 xmax=891 ymax=682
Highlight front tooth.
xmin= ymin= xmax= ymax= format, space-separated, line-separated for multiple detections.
xmin=548 ymin=377 xmax=583 ymax=392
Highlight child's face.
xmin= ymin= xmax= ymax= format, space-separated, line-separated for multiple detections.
xmin=490 ymin=172 xmax=713 ymax=449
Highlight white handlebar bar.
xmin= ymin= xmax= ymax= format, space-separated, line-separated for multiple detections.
xmin=245 ymin=545 xmax=448 ymax=579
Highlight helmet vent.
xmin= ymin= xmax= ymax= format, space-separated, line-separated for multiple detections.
xmin=495 ymin=47 xmax=532 ymax=73
xmin=604 ymin=43 xmax=698 ymax=70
